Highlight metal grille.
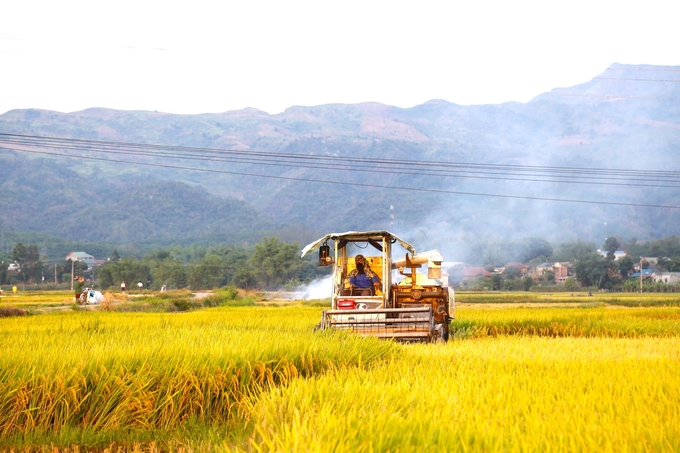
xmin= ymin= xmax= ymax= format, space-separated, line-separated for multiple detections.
xmin=321 ymin=307 xmax=434 ymax=342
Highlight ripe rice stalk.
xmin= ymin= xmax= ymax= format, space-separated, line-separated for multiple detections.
xmin=0 ymin=307 xmax=396 ymax=438
xmin=241 ymin=337 xmax=680 ymax=452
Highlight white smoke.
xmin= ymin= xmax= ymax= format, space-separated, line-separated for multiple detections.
xmin=294 ymin=276 xmax=333 ymax=300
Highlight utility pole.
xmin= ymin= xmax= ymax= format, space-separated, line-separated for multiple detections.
xmin=70 ymin=258 xmax=75 ymax=291
xmin=640 ymin=257 xmax=643 ymax=293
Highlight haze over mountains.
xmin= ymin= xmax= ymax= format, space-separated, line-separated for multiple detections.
xmin=1 ymin=63 xmax=679 ymax=259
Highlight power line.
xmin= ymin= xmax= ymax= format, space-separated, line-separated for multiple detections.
xmin=4 ymin=133 xmax=680 ymax=189
xmin=3 ymin=133 xmax=680 ymax=181
xmin=5 ymin=139 xmax=680 ymax=188
xmin=6 ymin=146 xmax=680 ymax=210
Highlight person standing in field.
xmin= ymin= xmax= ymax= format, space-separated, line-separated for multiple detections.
xmin=12 ymin=285 xmax=17 ymax=295
xmin=74 ymin=276 xmax=84 ymax=302
xmin=120 ymin=281 xmax=126 ymax=292
xmin=137 ymin=281 xmax=143 ymax=293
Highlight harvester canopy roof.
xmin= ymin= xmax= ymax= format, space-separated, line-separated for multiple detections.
xmin=300 ymin=230 xmax=415 ymax=258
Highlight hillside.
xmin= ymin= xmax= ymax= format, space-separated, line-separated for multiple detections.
xmin=1 ymin=63 xmax=679 ymax=258
xmin=0 ymin=152 xmax=278 ymax=246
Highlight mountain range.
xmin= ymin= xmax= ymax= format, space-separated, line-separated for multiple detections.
xmin=1 ymin=63 xmax=679 ymax=260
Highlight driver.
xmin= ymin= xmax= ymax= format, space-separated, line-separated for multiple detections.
xmin=348 ymin=254 xmax=380 ymax=296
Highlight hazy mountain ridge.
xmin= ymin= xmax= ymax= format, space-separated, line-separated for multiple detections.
xmin=0 ymin=152 xmax=278 ymax=245
xmin=1 ymin=63 xmax=679 ymax=255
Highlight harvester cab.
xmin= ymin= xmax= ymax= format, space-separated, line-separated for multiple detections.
xmin=301 ymin=230 xmax=454 ymax=342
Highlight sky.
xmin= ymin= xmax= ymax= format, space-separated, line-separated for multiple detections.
xmin=1 ymin=0 xmax=678 ymax=116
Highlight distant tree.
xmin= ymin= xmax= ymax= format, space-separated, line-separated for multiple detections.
xmin=490 ymin=274 xmax=502 ymax=290
xmin=0 ymin=260 xmax=8 ymax=285
xmin=563 ymin=278 xmax=578 ymax=292
xmin=151 ymin=259 xmax=187 ymax=290
xmin=147 ymin=250 xmax=172 ymax=261
xmin=669 ymin=258 xmax=680 ymax=272
xmin=517 ymin=237 xmax=554 ymax=262
xmin=478 ymin=277 xmax=494 ymax=291
xmin=97 ymin=266 xmax=114 ymax=288
xmin=502 ymin=279 xmax=524 ymax=291
xmin=574 ymin=252 xmax=615 ymax=289
xmin=250 ymin=237 xmax=304 ymax=290
xmin=11 ymin=243 xmax=44 ymax=283
xmin=603 ymin=237 xmax=621 ymax=260
xmin=211 ymin=245 xmax=250 ymax=286
xmin=482 ymin=247 xmax=504 ymax=268
xmin=11 ymin=243 xmax=27 ymax=267
xmin=521 ymin=276 xmax=534 ymax=291
xmin=97 ymin=258 xmax=151 ymax=290
xmin=617 ymin=255 xmax=635 ymax=278
xmin=542 ymin=270 xmax=555 ymax=285
xmin=233 ymin=265 xmax=258 ymax=290
xmin=656 ymin=256 xmax=671 ymax=271
xmin=554 ymin=240 xmax=596 ymax=262
xmin=112 ymin=249 xmax=121 ymax=261
xmin=188 ymin=254 xmax=225 ymax=290
xmin=24 ymin=244 xmax=43 ymax=283
xmin=502 ymin=266 xmax=522 ymax=280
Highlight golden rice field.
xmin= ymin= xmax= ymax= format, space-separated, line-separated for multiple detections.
xmin=0 ymin=292 xmax=679 ymax=452
xmin=456 ymin=290 xmax=680 ymax=307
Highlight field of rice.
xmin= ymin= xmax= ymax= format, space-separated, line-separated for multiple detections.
xmin=0 ymin=292 xmax=679 ymax=452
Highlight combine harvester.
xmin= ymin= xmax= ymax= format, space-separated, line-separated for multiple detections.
xmin=301 ymin=230 xmax=454 ymax=342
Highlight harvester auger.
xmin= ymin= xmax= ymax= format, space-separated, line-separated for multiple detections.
xmin=301 ymin=230 xmax=454 ymax=342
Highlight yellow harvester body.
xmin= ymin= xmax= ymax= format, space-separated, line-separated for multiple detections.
xmin=301 ymin=230 xmax=454 ymax=342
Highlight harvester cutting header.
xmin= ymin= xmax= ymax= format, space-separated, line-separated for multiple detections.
xmin=301 ymin=230 xmax=454 ymax=342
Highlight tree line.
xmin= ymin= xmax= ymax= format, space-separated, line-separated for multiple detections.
xmin=1 ymin=237 xmax=325 ymax=291
xmin=5 ymin=234 xmax=680 ymax=292
xmin=458 ymin=235 xmax=680 ymax=291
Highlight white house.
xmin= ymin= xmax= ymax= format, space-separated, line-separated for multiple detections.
xmin=65 ymin=252 xmax=99 ymax=268
xmin=651 ymin=272 xmax=680 ymax=284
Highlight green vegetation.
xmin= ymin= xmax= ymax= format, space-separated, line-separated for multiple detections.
xmin=2 ymin=237 xmax=327 ymax=292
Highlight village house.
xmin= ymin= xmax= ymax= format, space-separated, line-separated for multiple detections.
xmin=65 ymin=252 xmax=101 ymax=270
xmin=630 ymin=269 xmax=654 ymax=280
xmin=651 ymin=272 xmax=680 ymax=284
xmin=533 ymin=262 xmax=573 ymax=284
xmin=633 ymin=257 xmax=660 ymax=272
xmin=462 ymin=267 xmax=492 ymax=279
xmin=495 ymin=262 xmax=529 ymax=276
